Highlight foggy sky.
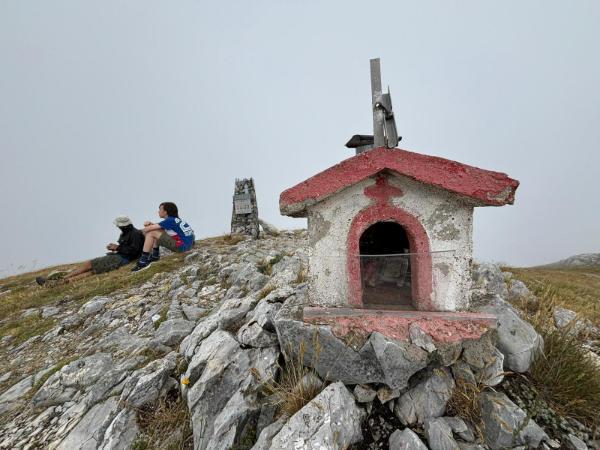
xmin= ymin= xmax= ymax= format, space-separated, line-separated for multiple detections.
xmin=1 ymin=1 xmax=599 ymax=277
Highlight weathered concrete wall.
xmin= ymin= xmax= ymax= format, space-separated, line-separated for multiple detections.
xmin=307 ymin=173 xmax=473 ymax=311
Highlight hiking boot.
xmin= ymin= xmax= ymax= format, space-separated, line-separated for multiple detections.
xmin=131 ymin=260 xmax=151 ymax=272
xmin=35 ymin=276 xmax=47 ymax=286
xmin=148 ymin=254 xmax=160 ymax=263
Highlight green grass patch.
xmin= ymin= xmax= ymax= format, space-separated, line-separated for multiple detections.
xmin=154 ymin=306 xmax=169 ymax=330
xmin=0 ymin=315 xmax=55 ymax=346
xmin=0 ymin=253 xmax=189 ymax=321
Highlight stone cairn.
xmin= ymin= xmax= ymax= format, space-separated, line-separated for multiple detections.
xmin=231 ymin=178 xmax=259 ymax=238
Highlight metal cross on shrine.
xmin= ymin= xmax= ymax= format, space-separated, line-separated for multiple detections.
xmin=345 ymin=58 xmax=402 ymax=154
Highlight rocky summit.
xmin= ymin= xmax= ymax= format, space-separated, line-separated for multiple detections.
xmin=0 ymin=231 xmax=598 ymax=450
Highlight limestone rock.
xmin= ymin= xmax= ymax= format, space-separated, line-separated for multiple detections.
xmin=32 ymin=353 xmax=115 ymax=408
xmin=99 ymin=408 xmax=140 ymax=450
xmin=251 ymin=418 xmax=286 ymax=450
xmin=21 ymin=308 xmax=40 ymax=318
xmin=461 ymin=333 xmax=496 ymax=370
xmin=259 ymin=219 xmax=280 ymax=236
xmin=394 ymin=368 xmax=455 ymax=426
xmin=553 ymin=307 xmax=578 ymax=329
xmin=480 ymin=391 xmax=548 ymax=449
xmin=42 ymin=306 xmax=61 ymax=319
xmin=410 ymin=323 xmax=437 ymax=353
xmin=354 ymin=384 xmax=377 ymax=403
xmin=508 ymin=280 xmax=531 ymax=300
xmin=56 ymin=396 xmax=119 ymax=450
xmin=476 ymin=298 xmax=542 ymax=372
xmin=179 ymin=315 xmax=219 ymax=359
xmin=269 ymin=256 xmax=303 ymax=288
xmin=389 ymin=428 xmax=428 ymax=450
xmin=250 ymin=298 xmax=282 ymax=330
xmin=216 ymin=296 xmax=259 ymax=331
xmin=424 ymin=417 xmax=460 ymax=450
xmin=186 ymin=333 xmax=278 ymax=450
xmin=79 ymin=297 xmax=110 ymax=316
xmin=471 ymin=263 xmax=508 ymax=302
xmin=450 ymin=361 xmax=477 ymax=385
xmin=61 ymin=315 xmax=84 ymax=330
xmin=269 ymin=382 xmax=365 ymax=449
xmin=370 ymin=332 xmax=429 ymax=390
xmin=183 ymin=330 xmax=240 ymax=385
xmin=153 ymin=318 xmax=195 ymax=347
xmin=275 ymin=318 xmax=384 ymax=385
xmin=435 ymin=341 xmax=463 ymax=366
xmin=182 ymin=305 xmax=207 ymax=321
xmin=0 ymin=375 xmax=34 ymax=414
xmin=275 ymin=319 xmax=427 ymax=389
xmin=206 ymin=390 xmax=260 ymax=450
xmin=444 ymin=416 xmax=474 ymax=442
xmin=224 ymin=263 xmax=269 ymax=299
xmin=237 ymin=321 xmax=278 ymax=348
xmin=457 ymin=444 xmax=486 ymax=450
xmin=477 ymin=346 xmax=504 ymax=387
xmin=565 ymin=434 xmax=588 ymax=450
xmin=120 ymin=352 xmax=177 ymax=408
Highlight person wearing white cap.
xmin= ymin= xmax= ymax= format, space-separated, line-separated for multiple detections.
xmin=36 ymin=216 xmax=145 ymax=285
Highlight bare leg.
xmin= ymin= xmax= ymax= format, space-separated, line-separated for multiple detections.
xmin=66 ymin=271 xmax=94 ymax=282
xmin=64 ymin=260 xmax=93 ymax=280
xmin=142 ymin=230 xmax=163 ymax=253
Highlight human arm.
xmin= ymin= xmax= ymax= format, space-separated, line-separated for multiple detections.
xmin=142 ymin=223 xmax=162 ymax=233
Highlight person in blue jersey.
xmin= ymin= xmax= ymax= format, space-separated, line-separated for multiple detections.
xmin=132 ymin=202 xmax=195 ymax=271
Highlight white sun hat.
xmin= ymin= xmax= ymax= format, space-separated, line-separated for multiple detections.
xmin=113 ymin=216 xmax=133 ymax=227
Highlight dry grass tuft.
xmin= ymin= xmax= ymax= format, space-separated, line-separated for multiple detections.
xmin=131 ymin=392 xmax=193 ymax=450
xmin=529 ymin=327 xmax=600 ymax=426
xmin=206 ymin=233 xmax=245 ymax=246
xmin=509 ymin=266 xmax=600 ymax=324
xmin=446 ymin=379 xmax=486 ymax=440
xmin=257 ymin=340 xmax=325 ymax=419
xmin=256 ymin=254 xmax=284 ymax=276
xmin=506 ymin=269 xmax=600 ymax=427
xmin=258 ymin=284 xmax=276 ymax=300
xmin=294 ymin=265 xmax=308 ymax=284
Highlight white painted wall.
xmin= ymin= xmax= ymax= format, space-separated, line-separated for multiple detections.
xmin=306 ymin=173 xmax=474 ymax=311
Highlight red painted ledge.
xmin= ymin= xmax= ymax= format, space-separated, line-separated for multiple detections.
xmin=280 ymin=147 xmax=519 ymax=217
xmin=303 ymin=306 xmax=497 ymax=344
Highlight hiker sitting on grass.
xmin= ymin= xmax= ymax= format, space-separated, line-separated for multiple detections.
xmin=36 ymin=216 xmax=144 ymax=285
xmin=132 ymin=202 xmax=195 ymax=272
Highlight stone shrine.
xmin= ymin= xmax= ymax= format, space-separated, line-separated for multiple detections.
xmin=231 ymin=178 xmax=259 ymax=238
xmin=278 ymin=59 xmax=519 ymax=342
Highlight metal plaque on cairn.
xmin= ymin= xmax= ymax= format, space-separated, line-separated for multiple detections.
xmin=231 ymin=178 xmax=259 ymax=238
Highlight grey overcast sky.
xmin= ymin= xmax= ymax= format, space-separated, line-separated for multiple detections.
xmin=1 ymin=1 xmax=599 ymax=277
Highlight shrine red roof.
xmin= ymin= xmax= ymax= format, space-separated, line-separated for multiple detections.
xmin=280 ymin=146 xmax=519 ymax=217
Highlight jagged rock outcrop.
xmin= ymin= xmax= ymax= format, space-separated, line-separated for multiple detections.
xmin=543 ymin=252 xmax=600 ymax=268
xmin=268 ymin=382 xmax=365 ymax=449
xmin=1 ymin=233 xmax=597 ymax=449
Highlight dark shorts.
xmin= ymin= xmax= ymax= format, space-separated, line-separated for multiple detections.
xmin=158 ymin=233 xmax=194 ymax=253
xmin=91 ymin=254 xmax=130 ymax=274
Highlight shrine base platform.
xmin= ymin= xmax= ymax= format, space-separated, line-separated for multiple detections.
xmin=303 ymin=307 xmax=497 ymax=344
